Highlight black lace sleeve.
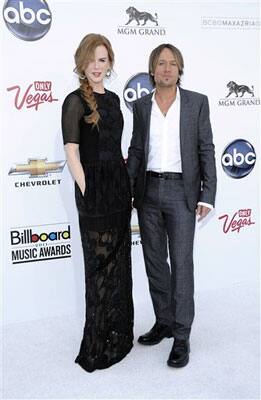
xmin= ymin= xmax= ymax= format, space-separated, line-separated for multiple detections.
xmin=61 ymin=92 xmax=85 ymax=145
xmin=113 ymin=92 xmax=121 ymax=106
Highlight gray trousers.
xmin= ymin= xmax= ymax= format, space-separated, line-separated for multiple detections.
xmin=137 ymin=175 xmax=196 ymax=340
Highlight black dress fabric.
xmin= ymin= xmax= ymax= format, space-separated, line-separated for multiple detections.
xmin=62 ymin=89 xmax=134 ymax=372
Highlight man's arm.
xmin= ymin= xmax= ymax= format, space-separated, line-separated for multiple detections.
xmin=126 ymin=102 xmax=144 ymax=195
xmin=197 ymin=95 xmax=217 ymax=207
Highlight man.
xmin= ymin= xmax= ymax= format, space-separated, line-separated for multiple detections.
xmin=127 ymin=43 xmax=217 ymax=368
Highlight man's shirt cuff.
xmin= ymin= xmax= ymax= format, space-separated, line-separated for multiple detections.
xmin=197 ymin=201 xmax=213 ymax=210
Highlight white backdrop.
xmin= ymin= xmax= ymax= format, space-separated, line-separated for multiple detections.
xmin=1 ymin=0 xmax=260 ymax=324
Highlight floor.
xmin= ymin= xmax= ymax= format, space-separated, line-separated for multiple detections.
xmin=2 ymin=282 xmax=260 ymax=399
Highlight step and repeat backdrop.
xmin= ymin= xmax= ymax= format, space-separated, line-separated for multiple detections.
xmin=2 ymin=0 xmax=260 ymax=324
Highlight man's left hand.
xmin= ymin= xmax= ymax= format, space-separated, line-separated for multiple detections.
xmin=196 ymin=205 xmax=211 ymax=222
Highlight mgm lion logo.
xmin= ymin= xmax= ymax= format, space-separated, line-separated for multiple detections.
xmin=226 ymin=81 xmax=255 ymax=98
xmin=125 ymin=6 xmax=158 ymax=26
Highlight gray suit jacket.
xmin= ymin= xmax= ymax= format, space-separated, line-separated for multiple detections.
xmin=127 ymin=87 xmax=217 ymax=211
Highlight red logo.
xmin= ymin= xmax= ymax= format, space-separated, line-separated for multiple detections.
xmin=7 ymin=81 xmax=58 ymax=111
xmin=218 ymin=208 xmax=255 ymax=234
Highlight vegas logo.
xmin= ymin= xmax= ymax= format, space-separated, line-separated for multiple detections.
xmin=7 ymin=81 xmax=58 ymax=111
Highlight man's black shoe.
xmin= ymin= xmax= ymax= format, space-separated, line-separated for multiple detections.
xmin=138 ymin=322 xmax=172 ymax=345
xmin=167 ymin=338 xmax=190 ymax=368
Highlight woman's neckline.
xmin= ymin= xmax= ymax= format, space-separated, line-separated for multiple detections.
xmin=77 ymin=87 xmax=108 ymax=95
xmin=93 ymin=88 xmax=108 ymax=95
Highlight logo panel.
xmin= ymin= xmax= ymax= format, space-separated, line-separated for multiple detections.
xmin=10 ymin=223 xmax=72 ymax=264
xmin=123 ymin=72 xmax=154 ymax=111
xmin=218 ymin=81 xmax=260 ymax=107
xmin=7 ymin=81 xmax=58 ymax=111
xmin=201 ymin=16 xmax=260 ymax=29
xmin=221 ymin=139 xmax=256 ymax=178
xmin=118 ymin=6 xmax=166 ymax=36
xmin=131 ymin=209 xmax=141 ymax=246
xmin=218 ymin=209 xmax=255 ymax=234
xmin=9 ymin=158 xmax=66 ymax=188
xmin=3 ymin=0 xmax=52 ymax=41
xmin=125 ymin=6 xmax=158 ymax=26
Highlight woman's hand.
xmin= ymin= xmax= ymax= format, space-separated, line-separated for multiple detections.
xmin=64 ymin=143 xmax=86 ymax=191
xmin=80 ymin=184 xmax=86 ymax=196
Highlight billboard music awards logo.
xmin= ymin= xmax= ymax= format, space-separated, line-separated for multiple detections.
xmin=117 ymin=6 xmax=166 ymax=36
xmin=3 ymin=0 xmax=52 ymax=41
xmin=123 ymin=73 xmax=154 ymax=111
xmin=9 ymin=158 xmax=66 ymax=188
xmin=10 ymin=223 xmax=72 ymax=264
xmin=218 ymin=209 xmax=255 ymax=234
xmin=221 ymin=139 xmax=256 ymax=179
xmin=7 ymin=81 xmax=58 ymax=111
xmin=219 ymin=81 xmax=260 ymax=107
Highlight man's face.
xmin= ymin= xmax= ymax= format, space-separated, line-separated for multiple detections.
xmin=153 ymin=47 xmax=179 ymax=88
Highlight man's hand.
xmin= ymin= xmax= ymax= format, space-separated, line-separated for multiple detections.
xmin=196 ymin=205 xmax=211 ymax=222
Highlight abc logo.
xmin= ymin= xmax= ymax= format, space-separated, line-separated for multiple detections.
xmin=221 ymin=139 xmax=256 ymax=179
xmin=3 ymin=0 xmax=52 ymax=41
xmin=123 ymin=72 xmax=154 ymax=111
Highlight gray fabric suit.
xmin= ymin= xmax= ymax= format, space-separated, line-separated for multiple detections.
xmin=127 ymin=87 xmax=217 ymax=339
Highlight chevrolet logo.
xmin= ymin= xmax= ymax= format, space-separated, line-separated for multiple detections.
xmin=131 ymin=224 xmax=140 ymax=235
xmin=9 ymin=158 xmax=66 ymax=178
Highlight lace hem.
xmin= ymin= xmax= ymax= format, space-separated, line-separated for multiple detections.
xmin=75 ymin=341 xmax=133 ymax=373
xmin=76 ymin=221 xmax=134 ymax=373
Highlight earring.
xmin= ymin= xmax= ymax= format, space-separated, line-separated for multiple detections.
xmin=106 ymin=69 xmax=111 ymax=78
xmin=78 ymin=73 xmax=86 ymax=80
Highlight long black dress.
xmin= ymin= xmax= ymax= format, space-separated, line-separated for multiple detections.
xmin=62 ymin=88 xmax=134 ymax=372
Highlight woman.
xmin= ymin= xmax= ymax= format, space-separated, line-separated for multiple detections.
xmin=62 ymin=33 xmax=134 ymax=373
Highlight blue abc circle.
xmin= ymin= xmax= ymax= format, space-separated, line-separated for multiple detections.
xmin=221 ymin=139 xmax=256 ymax=179
xmin=123 ymin=72 xmax=154 ymax=111
xmin=3 ymin=0 xmax=52 ymax=41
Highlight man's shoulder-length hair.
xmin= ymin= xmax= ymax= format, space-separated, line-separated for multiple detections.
xmin=148 ymin=43 xmax=184 ymax=86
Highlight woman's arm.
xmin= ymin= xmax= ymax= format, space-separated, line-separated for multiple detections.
xmin=64 ymin=143 xmax=85 ymax=195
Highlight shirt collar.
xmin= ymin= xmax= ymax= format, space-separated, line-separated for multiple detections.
xmin=151 ymin=86 xmax=180 ymax=103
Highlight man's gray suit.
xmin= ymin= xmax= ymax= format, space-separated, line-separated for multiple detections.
xmin=127 ymin=87 xmax=217 ymax=339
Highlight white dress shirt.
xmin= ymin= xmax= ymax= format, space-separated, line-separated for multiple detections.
xmin=147 ymin=87 xmax=213 ymax=210
xmin=147 ymin=88 xmax=182 ymax=172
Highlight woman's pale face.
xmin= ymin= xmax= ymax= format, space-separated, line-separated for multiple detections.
xmin=84 ymin=45 xmax=111 ymax=91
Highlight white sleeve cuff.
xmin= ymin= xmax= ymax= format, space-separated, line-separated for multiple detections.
xmin=197 ymin=201 xmax=213 ymax=210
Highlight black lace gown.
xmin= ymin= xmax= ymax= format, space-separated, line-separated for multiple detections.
xmin=62 ymin=89 xmax=134 ymax=372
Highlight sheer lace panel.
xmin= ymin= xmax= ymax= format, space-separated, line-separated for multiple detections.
xmin=62 ymin=93 xmax=85 ymax=144
xmin=75 ymin=226 xmax=133 ymax=372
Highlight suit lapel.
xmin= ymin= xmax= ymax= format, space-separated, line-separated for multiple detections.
xmin=140 ymin=93 xmax=153 ymax=165
xmin=179 ymin=88 xmax=191 ymax=160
